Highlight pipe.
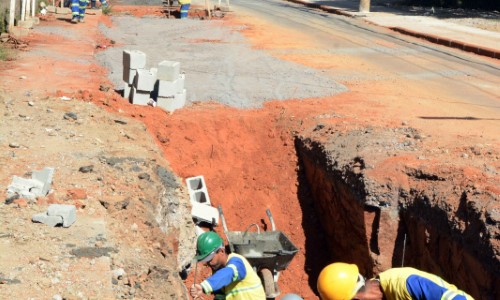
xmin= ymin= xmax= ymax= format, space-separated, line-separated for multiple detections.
xmin=9 ymin=0 xmax=16 ymax=31
xmin=21 ymin=0 xmax=27 ymax=21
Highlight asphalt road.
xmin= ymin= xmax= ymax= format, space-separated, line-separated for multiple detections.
xmin=231 ymin=0 xmax=500 ymax=114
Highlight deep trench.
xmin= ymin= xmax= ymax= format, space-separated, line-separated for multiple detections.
xmin=294 ymin=137 xmax=499 ymax=300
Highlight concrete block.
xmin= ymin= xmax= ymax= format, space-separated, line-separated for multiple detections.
xmin=18 ymin=19 xmax=35 ymax=29
xmin=27 ymin=17 xmax=40 ymax=25
xmin=123 ymin=82 xmax=132 ymax=99
xmin=191 ymin=201 xmax=219 ymax=226
xmin=134 ymin=68 xmax=157 ymax=92
xmin=186 ymin=175 xmax=211 ymax=205
xmin=46 ymin=5 xmax=57 ymax=13
xmin=157 ymin=89 xmax=186 ymax=113
xmin=7 ymin=176 xmax=44 ymax=200
xmin=123 ymin=50 xmax=147 ymax=70
xmin=47 ymin=204 xmax=76 ymax=228
xmin=157 ymin=61 xmax=180 ymax=81
xmin=9 ymin=26 xmax=30 ymax=38
xmin=32 ymin=167 xmax=55 ymax=196
xmin=123 ymin=68 xmax=137 ymax=85
xmin=130 ymin=87 xmax=151 ymax=106
xmin=157 ymin=74 xmax=185 ymax=97
xmin=32 ymin=212 xmax=63 ymax=227
xmin=195 ymin=225 xmax=206 ymax=236
xmin=174 ymin=88 xmax=187 ymax=104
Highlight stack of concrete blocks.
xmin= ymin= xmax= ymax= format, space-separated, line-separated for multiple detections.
xmin=32 ymin=204 xmax=77 ymax=228
xmin=186 ymin=175 xmax=219 ymax=231
xmin=123 ymin=50 xmax=158 ymax=106
xmin=156 ymin=60 xmax=187 ymax=113
xmin=6 ymin=167 xmax=55 ymax=200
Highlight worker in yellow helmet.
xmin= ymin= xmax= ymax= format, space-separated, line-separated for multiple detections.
xmin=317 ymin=262 xmax=474 ymax=300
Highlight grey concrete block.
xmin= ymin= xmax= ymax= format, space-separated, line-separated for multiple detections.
xmin=157 ymin=74 xmax=185 ymax=97
xmin=157 ymin=89 xmax=186 ymax=113
xmin=32 ymin=212 xmax=64 ymax=227
xmin=191 ymin=201 xmax=219 ymax=225
xmin=123 ymin=82 xmax=132 ymax=99
xmin=32 ymin=167 xmax=55 ymax=196
xmin=123 ymin=68 xmax=137 ymax=85
xmin=123 ymin=50 xmax=147 ymax=70
xmin=130 ymin=87 xmax=151 ymax=106
xmin=157 ymin=61 xmax=180 ymax=81
xmin=7 ymin=176 xmax=44 ymax=200
xmin=186 ymin=175 xmax=211 ymax=206
xmin=134 ymin=68 xmax=157 ymax=92
xmin=47 ymin=204 xmax=76 ymax=228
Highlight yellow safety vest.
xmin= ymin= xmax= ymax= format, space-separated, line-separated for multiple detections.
xmin=378 ymin=268 xmax=474 ymax=300
xmin=221 ymin=253 xmax=266 ymax=300
xmin=178 ymin=0 xmax=191 ymax=4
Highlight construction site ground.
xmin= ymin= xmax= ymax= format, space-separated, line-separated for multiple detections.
xmin=0 ymin=0 xmax=499 ymax=299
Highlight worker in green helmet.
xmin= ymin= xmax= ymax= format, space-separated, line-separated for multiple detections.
xmin=190 ymin=231 xmax=266 ymax=300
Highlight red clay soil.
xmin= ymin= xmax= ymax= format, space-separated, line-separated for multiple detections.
xmin=1 ymin=4 xmax=498 ymax=300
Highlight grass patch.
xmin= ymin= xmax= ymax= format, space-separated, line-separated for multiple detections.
xmin=102 ymin=5 xmax=113 ymax=15
xmin=0 ymin=44 xmax=14 ymax=61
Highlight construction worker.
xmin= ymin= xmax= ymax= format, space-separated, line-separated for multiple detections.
xmin=178 ymin=0 xmax=190 ymax=19
xmin=70 ymin=0 xmax=88 ymax=23
xmin=317 ymin=262 xmax=474 ymax=300
xmin=318 ymin=263 xmax=473 ymax=300
xmin=190 ymin=231 xmax=266 ymax=299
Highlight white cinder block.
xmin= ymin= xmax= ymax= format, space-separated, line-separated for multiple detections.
xmin=157 ymin=89 xmax=186 ymax=113
xmin=47 ymin=204 xmax=76 ymax=228
xmin=123 ymin=82 xmax=132 ymax=99
xmin=157 ymin=61 xmax=180 ymax=81
xmin=191 ymin=201 xmax=219 ymax=226
xmin=158 ymin=74 xmax=185 ymax=97
xmin=123 ymin=50 xmax=147 ymax=70
xmin=123 ymin=68 xmax=137 ymax=84
xmin=174 ymin=88 xmax=187 ymax=105
xmin=186 ymin=175 xmax=211 ymax=206
xmin=130 ymin=87 xmax=151 ymax=106
xmin=134 ymin=68 xmax=158 ymax=92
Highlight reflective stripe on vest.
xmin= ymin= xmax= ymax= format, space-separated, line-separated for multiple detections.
xmin=223 ymin=253 xmax=266 ymax=300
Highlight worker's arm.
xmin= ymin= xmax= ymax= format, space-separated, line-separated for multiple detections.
xmin=406 ymin=275 xmax=471 ymax=300
xmin=200 ymin=256 xmax=247 ymax=294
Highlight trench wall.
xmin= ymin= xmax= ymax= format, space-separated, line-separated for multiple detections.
xmin=295 ymin=137 xmax=499 ymax=299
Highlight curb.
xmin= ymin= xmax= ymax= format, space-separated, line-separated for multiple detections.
xmin=389 ymin=27 xmax=499 ymax=59
xmin=285 ymin=0 xmax=499 ymax=60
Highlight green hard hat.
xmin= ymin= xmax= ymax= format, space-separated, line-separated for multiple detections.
xmin=195 ymin=231 xmax=223 ymax=262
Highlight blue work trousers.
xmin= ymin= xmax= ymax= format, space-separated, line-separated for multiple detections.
xmin=71 ymin=0 xmax=89 ymax=19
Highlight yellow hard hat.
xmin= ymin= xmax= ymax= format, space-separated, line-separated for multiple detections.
xmin=317 ymin=263 xmax=361 ymax=300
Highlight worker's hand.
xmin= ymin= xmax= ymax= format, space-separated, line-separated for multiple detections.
xmin=190 ymin=283 xmax=203 ymax=298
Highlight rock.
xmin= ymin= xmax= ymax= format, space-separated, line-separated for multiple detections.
xmin=28 ymin=101 xmax=34 ymax=106
xmin=9 ymin=142 xmax=20 ymax=148
xmin=138 ymin=173 xmax=150 ymax=180
xmin=114 ymin=119 xmax=127 ymax=125
xmin=78 ymin=165 xmax=94 ymax=173
xmin=113 ymin=268 xmax=126 ymax=279
xmin=63 ymin=112 xmax=78 ymax=121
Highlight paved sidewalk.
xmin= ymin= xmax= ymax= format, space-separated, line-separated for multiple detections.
xmin=286 ymin=0 xmax=500 ymax=59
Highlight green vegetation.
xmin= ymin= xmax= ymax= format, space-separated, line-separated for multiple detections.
xmin=102 ymin=5 xmax=112 ymax=15
xmin=0 ymin=44 xmax=13 ymax=61
xmin=1 ymin=9 xmax=6 ymax=33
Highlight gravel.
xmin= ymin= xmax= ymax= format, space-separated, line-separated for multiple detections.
xmin=96 ymin=16 xmax=348 ymax=108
